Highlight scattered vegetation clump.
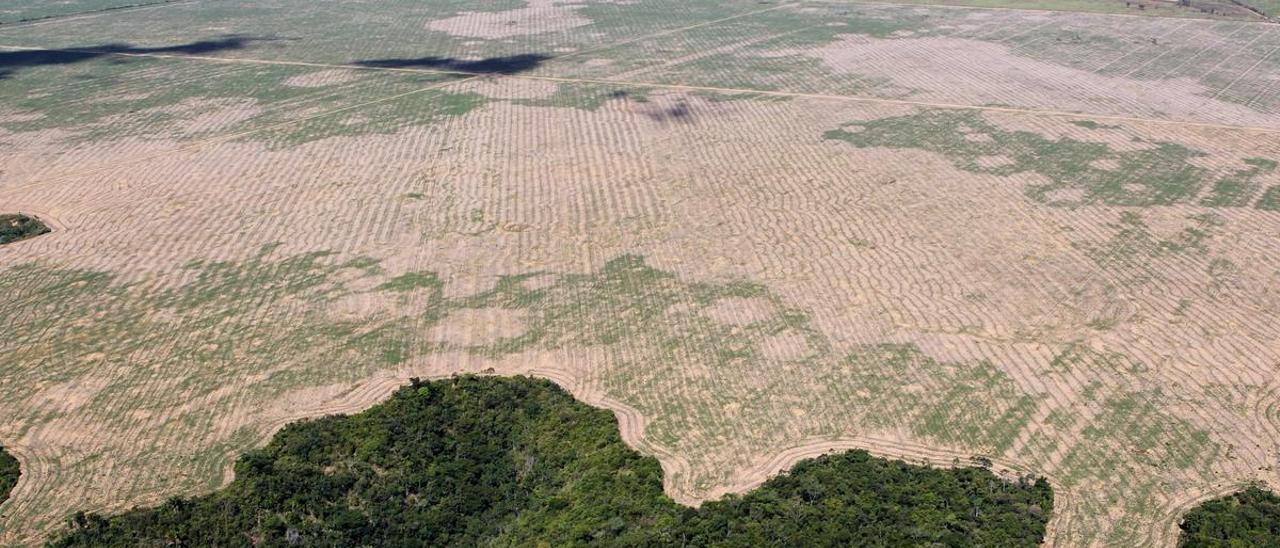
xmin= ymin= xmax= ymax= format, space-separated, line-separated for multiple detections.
xmin=1070 ymin=119 xmax=1120 ymax=130
xmin=1201 ymin=158 xmax=1278 ymax=208
xmin=0 ymin=214 xmax=51 ymax=245
xmin=825 ymin=110 xmax=1276 ymax=209
xmin=377 ymin=271 xmax=443 ymax=292
xmin=51 ymin=376 xmax=1054 ymax=547
xmin=1179 ymin=484 xmax=1280 ymax=546
xmin=1073 ymin=211 xmax=1217 ymax=269
xmin=1256 ymin=185 xmax=1280 ymax=211
xmin=0 ymin=446 xmax=18 ymax=506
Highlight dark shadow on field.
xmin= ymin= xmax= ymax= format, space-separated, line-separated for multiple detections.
xmin=607 ymin=90 xmax=696 ymax=125
xmin=0 ymin=35 xmax=272 ymax=79
xmin=640 ymin=100 xmax=693 ymax=124
xmin=355 ymin=53 xmax=550 ymax=75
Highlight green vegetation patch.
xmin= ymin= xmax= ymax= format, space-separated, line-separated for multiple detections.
xmin=1201 ymin=158 xmax=1278 ymax=208
xmin=1070 ymin=119 xmax=1120 ymax=130
xmin=0 ymin=214 xmax=51 ymax=245
xmin=1256 ymin=185 xmax=1280 ymax=211
xmin=1179 ymin=485 xmax=1280 ymax=547
xmin=425 ymin=256 xmax=1039 ymax=458
xmin=0 ymin=446 xmax=18 ymax=506
xmin=844 ymin=344 xmax=1037 ymax=454
xmin=825 ymin=110 xmax=1276 ymax=209
xmin=0 ymin=56 xmax=476 ymax=146
xmin=0 ymin=0 xmax=176 ymax=24
xmin=257 ymin=88 xmax=486 ymax=147
xmin=51 ymin=376 xmax=1054 ymax=547
xmin=1073 ymin=211 xmax=1216 ymax=269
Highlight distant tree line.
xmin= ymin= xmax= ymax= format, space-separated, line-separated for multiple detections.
xmin=0 ymin=214 xmax=50 ymax=245
xmin=52 ymin=376 xmax=1054 ymax=547
xmin=1180 ymin=484 xmax=1280 ymax=546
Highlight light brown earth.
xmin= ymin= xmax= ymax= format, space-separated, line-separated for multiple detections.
xmin=5 ymin=83 xmax=1280 ymax=545
xmin=3 ymin=2 xmax=1280 ymax=547
xmin=426 ymin=0 xmax=591 ymax=39
xmin=283 ymin=69 xmax=361 ymax=88
xmin=782 ymin=34 xmax=1277 ymax=126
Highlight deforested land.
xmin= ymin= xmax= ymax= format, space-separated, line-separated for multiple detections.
xmin=3 ymin=0 xmax=1280 ymax=545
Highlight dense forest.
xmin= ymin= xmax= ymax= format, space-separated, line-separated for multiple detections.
xmin=1180 ymin=484 xmax=1280 ymax=546
xmin=0 ymin=446 xmax=17 ymax=506
xmin=0 ymin=214 xmax=50 ymax=245
xmin=52 ymin=376 xmax=1053 ymax=547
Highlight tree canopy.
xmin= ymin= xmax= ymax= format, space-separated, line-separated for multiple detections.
xmin=0 ymin=446 xmax=18 ymax=506
xmin=1180 ymin=485 xmax=1280 ymax=547
xmin=52 ymin=375 xmax=1053 ymax=547
xmin=0 ymin=214 xmax=50 ymax=245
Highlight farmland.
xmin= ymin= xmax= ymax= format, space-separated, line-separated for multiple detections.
xmin=2 ymin=0 xmax=1280 ymax=545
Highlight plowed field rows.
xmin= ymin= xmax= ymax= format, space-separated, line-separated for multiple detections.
xmin=2 ymin=1 xmax=1280 ymax=546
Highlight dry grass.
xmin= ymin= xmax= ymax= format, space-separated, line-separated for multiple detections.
xmin=2 ymin=2 xmax=1280 ymax=547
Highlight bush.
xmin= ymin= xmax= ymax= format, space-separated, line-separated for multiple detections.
xmin=0 ymin=214 xmax=51 ymax=245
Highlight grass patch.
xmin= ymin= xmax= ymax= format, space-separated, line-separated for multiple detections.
xmin=1256 ymin=185 xmax=1280 ymax=211
xmin=0 ymin=57 xmax=473 ymax=146
xmin=1070 ymin=119 xmax=1121 ymax=130
xmin=826 ymin=110 xmax=1275 ymax=209
xmin=377 ymin=271 xmax=443 ymax=293
xmin=1201 ymin=158 xmax=1278 ymax=208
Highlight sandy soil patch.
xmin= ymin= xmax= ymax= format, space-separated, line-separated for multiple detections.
xmin=283 ymin=69 xmax=362 ymax=88
xmin=29 ymin=378 xmax=110 ymax=414
xmin=702 ymin=297 xmax=776 ymax=327
xmin=521 ymin=273 xmax=559 ymax=291
xmin=975 ymin=155 xmax=1015 ymax=169
xmin=426 ymin=0 xmax=589 ymax=39
xmin=1044 ymin=187 xmax=1088 ymax=203
xmin=0 ymin=111 xmax=48 ymax=124
xmin=759 ymin=331 xmax=811 ymax=362
xmin=780 ymin=35 xmax=1275 ymax=126
xmin=468 ymin=77 xmax=561 ymax=99
xmin=427 ymin=308 xmax=528 ymax=346
xmin=127 ymin=97 xmax=262 ymax=135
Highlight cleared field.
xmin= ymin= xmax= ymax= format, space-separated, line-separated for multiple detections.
xmin=1 ymin=0 xmax=1279 ymax=546
xmin=552 ymin=3 xmax=1280 ymax=127
xmin=857 ymin=0 xmax=1263 ymax=19
xmin=0 ymin=0 xmax=180 ymax=24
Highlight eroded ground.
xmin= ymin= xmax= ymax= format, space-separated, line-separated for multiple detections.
xmin=2 ymin=1 xmax=1280 ymax=546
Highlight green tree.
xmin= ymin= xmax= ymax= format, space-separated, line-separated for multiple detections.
xmin=52 ymin=376 xmax=1054 ymax=547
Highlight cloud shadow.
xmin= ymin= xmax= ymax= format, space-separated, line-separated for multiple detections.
xmin=0 ymin=35 xmax=270 ymax=79
xmin=355 ymin=53 xmax=550 ymax=75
